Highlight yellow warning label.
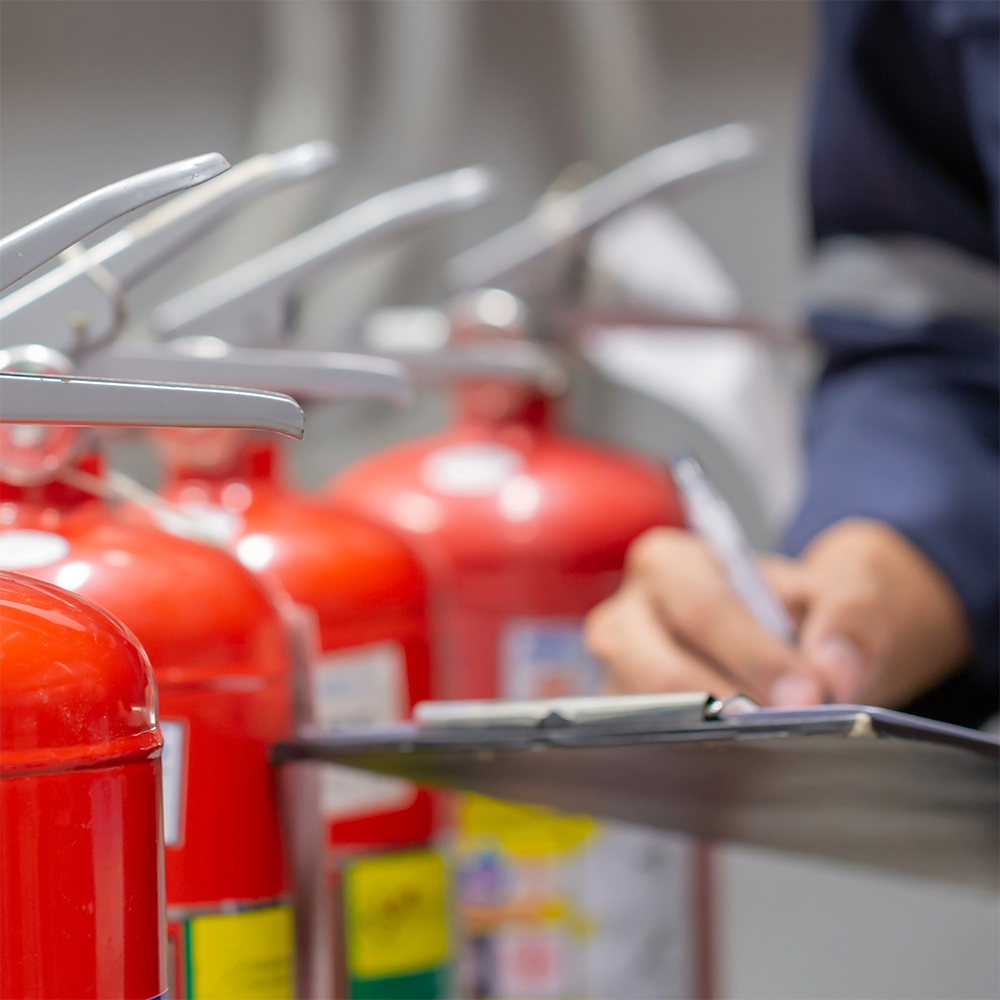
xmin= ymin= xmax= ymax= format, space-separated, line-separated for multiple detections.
xmin=188 ymin=904 xmax=294 ymax=1000
xmin=458 ymin=793 xmax=596 ymax=856
xmin=345 ymin=850 xmax=449 ymax=979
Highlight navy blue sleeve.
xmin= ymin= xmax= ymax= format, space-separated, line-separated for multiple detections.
xmin=784 ymin=318 xmax=999 ymax=713
xmin=784 ymin=0 xmax=1000 ymax=725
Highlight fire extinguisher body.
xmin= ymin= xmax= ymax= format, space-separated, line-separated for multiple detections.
xmin=157 ymin=437 xmax=434 ymax=847
xmin=0 ymin=572 xmax=166 ymax=1000
xmin=328 ymin=397 xmax=684 ymax=701
xmin=156 ymin=436 xmax=450 ymax=999
xmin=0 ymin=459 xmax=296 ymax=1000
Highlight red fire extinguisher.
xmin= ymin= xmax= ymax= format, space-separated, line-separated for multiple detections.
xmin=0 ymin=153 xmax=243 ymax=1000
xmin=140 ymin=364 xmax=415 ymax=805
xmin=79 ymin=343 xmax=444 ymax=1000
xmin=0 ymin=357 xmax=304 ymax=1000
xmin=321 ymin=131 xmax=759 ymax=690
xmin=129 ymin=166 xmax=495 ymax=1000
xmin=330 ymin=290 xmax=712 ymax=998
xmin=131 ymin=352 xmax=446 ymax=1000
xmin=0 ymin=354 xmax=305 ymax=1000
xmin=393 ymin=127 xmax=755 ymax=1000
xmin=0 ymin=343 xmax=308 ymax=1000
xmin=324 ymin=289 xmax=696 ymax=998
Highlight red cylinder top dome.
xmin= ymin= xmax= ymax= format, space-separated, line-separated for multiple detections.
xmin=0 ymin=571 xmax=160 ymax=776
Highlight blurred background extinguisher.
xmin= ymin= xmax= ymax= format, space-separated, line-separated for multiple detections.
xmin=326 ymin=289 xmax=707 ymax=1000
xmin=0 ymin=181 xmax=307 ymax=999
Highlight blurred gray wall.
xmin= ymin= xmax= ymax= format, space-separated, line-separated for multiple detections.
xmin=0 ymin=0 xmax=810 ymax=327
xmin=2 ymin=3 xmax=997 ymax=998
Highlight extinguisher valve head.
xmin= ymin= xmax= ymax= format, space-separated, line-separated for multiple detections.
xmin=359 ymin=291 xmax=569 ymax=397
xmin=0 ymin=335 xmax=306 ymax=483
xmin=447 ymin=288 xmax=529 ymax=344
xmin=0 ymin=344 xmax=87 ymax=485
xmin=0 ymin=343 xmax=75 ymax=375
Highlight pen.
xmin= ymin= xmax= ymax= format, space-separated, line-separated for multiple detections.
xmin=671 ymin=455 xmax=796 ymax=642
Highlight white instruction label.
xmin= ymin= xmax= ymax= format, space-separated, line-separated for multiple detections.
xmin=580 ymin=824 xmax=695 ymax=999
xmin=501 ymin=618 xmax=603 ymax=700
xmin=312 ymin=642 xmax=415 ymax=820
xmin=313 ymin=642 xmax=407 ymax=727
xmin=420 ymin=442 xmax=523 ymax=496
xmin=0 ymin=530 xmax=69 ymax=569
xmin=159 ymin=720 xmax=186 ymax=847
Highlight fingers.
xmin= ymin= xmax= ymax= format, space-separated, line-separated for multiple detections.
xmin=588 ymin=518 xmax=970 ymax=714
xmin=796 ymin=519 xmax=969 ymax=706
xmin=629 ymin=529 xmax=820 ymax=705
xmin=760 ymin=556 xmax=814 ymax=630
xmin=586 ymin=527 xmax=823 ymax=707
xmin=584 ymin=580 xmax=740 ymax=700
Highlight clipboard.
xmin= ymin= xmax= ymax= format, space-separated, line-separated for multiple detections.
xmin=272 ymin=694 xmax=1000 ymax=890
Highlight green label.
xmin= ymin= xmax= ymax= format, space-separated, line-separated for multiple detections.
xmin=349 ymin=967 xmax=449 ymax=1000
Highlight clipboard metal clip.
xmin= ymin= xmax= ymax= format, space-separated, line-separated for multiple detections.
xmin=413 ymin=691 xmax=759 ymax=731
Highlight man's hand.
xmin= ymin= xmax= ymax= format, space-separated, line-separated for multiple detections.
xmin=584 ymin=518 xmax=970 ymax=708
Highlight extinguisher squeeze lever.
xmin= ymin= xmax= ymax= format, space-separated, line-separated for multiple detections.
xmin=150 ymin=166 xmax=498 ymax=346
xmin=39 ymin=143 xmax=414 ymax=406
xmin=0 ymin=142 xmax=337 ymax=354
xmin=0 ymin=153 xmax=230 ymax=292
xmin=444 ymin=122 xmax=760 ymax=294
xmin=101 ymin=142 xmax=337 ymax=290
xmin=0 ymin=370 xmax=305 ymax=438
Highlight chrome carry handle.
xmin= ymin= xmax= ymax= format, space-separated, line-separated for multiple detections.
xmin=0 ymin=153 xmax=230 ymax=291
xmin=0 ymin=142 xmax=336 ymax=354
xmin=151 ymin=166 xmax=497 ymax=346
xmin=444 ymin=123 xmax=759 ymax=293
xmin=0 ymin=369 xmax=304 ymax=438
xmin=79 ymin=337 xmax=411 ymax=405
